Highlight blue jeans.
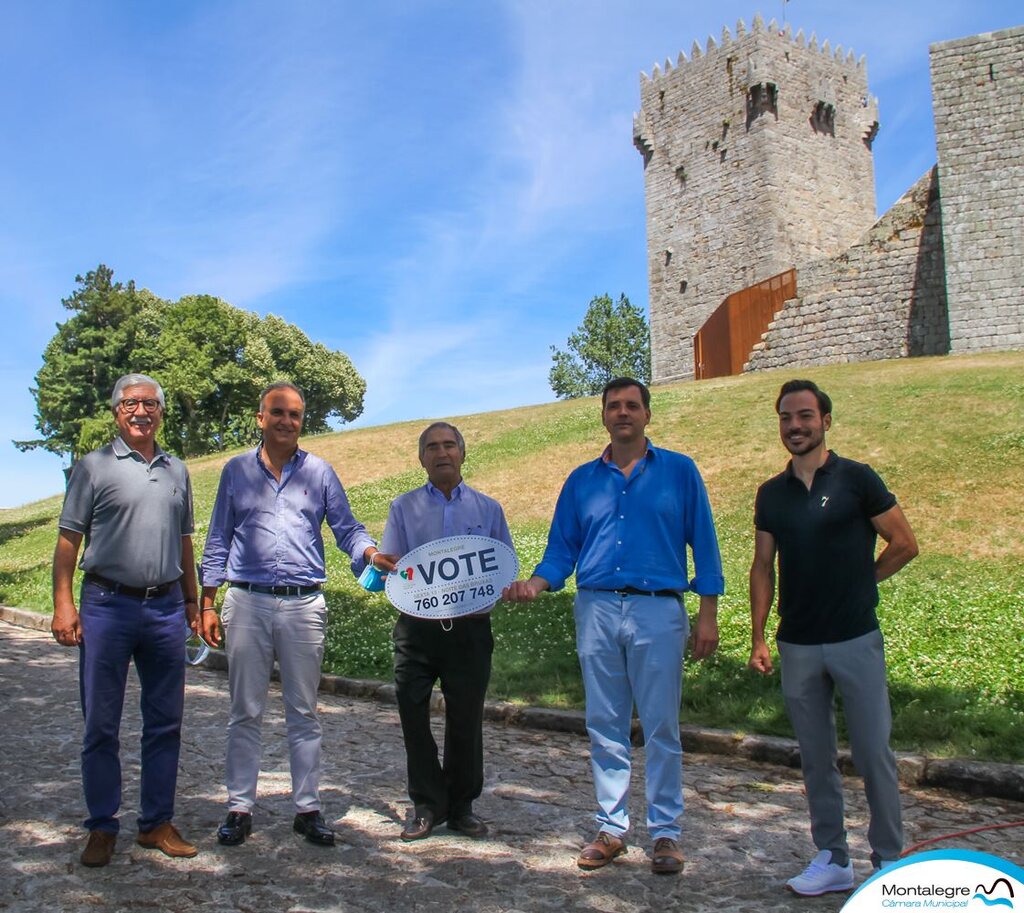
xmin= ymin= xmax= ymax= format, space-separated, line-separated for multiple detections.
xmin=574 ymin=589 xmax=689 ymax=840
xmin=78 ymin=579 xmax=186 ymax=833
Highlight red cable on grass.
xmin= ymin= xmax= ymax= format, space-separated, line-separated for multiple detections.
xmin=902 ymin=820 xmax=1024 ymax=856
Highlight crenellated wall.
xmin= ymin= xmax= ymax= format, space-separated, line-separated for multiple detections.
xmin=744 ymin=167 xmax=949 ymax=372
xmin=634 ymin=13 xmax=880 ymax=382
xmin=636 ymin=18 xmax=1023 ymax=381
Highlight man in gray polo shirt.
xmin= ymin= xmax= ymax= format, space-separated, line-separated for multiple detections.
xmin=52 ymin=373 xmax=200 ymax=868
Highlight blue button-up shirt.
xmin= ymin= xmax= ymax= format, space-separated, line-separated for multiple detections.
xmin=533 ymin=442 xmax=724 ymax=596
xmin=380 ymin=480 xmax=513 ymax=556
xmin=201 ymin=446 xmax=375 ymax=587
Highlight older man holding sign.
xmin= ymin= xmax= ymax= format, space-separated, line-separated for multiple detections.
xmin=376 ymin=422 xmax=515 ymax=842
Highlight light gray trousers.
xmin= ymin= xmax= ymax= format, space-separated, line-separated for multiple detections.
xmin=222 ymin=588 xmax=327 ymax=814
xmin=778 ymin=628 xmax=903 ymax=866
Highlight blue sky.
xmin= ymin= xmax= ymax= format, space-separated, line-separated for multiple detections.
xmin=1 ymin=1 xmax=1019 ymax=508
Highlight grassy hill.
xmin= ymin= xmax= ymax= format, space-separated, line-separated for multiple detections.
xmin=2 ymin=352 xmax=1022 ymax=760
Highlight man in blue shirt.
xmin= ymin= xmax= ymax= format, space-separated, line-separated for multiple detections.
xmin=378 ymin=422 xmax=513 ymax=842
xmin=503 ymin=377 xmax=723 ymax=875
xmin=199 ymin=381 xmax=383 ymax=848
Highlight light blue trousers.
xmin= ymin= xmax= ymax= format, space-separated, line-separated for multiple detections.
xmin=222 ymin=588 xmax=327 ymax=814
xmin=778 ymin=629 xmax=903 ymax=867
xmin=574 ymin=589 xmax=689 ymax=840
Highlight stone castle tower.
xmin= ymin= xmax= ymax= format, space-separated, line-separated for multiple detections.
xmin=633 ymin=14 xmax=882 ymax=382
xmin=930 ymin=27 xmax=1024 ymax=354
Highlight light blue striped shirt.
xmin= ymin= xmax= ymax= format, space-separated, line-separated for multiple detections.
xmin=201 ymin=446 xmax=374 ymax=587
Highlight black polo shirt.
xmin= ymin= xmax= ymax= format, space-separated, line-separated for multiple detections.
xmin=754 ymin=451 xmax=896 ymax=645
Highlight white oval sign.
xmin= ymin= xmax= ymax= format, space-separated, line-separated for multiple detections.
xmin=385 ymin=535 xmax=519 ymax=619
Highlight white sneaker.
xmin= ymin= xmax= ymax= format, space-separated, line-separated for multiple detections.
xmin=786 ymin=850 xmax=855 ymax=896
xmin=873 ymin=858 xmax=900 ymax=873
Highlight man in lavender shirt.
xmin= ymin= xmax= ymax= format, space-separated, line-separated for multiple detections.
xmin=199 ymin=381 xmax=387 ymax=847
xmin=378 ymin=422 xmax=513 ymax=842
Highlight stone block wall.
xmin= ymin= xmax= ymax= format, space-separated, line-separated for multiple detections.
xmin=745 ymin=167 xmax=949 ymax=371
xmin=930 ymin=26 xmax=1024 ymax=353
xmin=634 ymin=15 xmax=879 ymax=382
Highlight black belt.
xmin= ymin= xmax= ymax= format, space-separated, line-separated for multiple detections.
xmin=85 ymin=573 xmax=179 ymax=600
xmin=229 ymin=582 xmax=322 ymax=597
xmin=601 ymin=586 xmax=680 ymax=599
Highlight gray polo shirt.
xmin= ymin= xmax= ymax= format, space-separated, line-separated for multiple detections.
xmin=59 ymin=436 xmax=194 ymax=588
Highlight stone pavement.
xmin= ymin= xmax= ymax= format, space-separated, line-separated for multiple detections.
xmin=2 ymin=620 xmax=1023 ymax=913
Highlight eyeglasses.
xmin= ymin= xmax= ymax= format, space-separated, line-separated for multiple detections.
xmin=119 ymin=398 xmax=161 ymax=413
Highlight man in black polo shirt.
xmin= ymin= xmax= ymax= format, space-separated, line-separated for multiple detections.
xmin=749 ymin=379 xmax=918 ymax=897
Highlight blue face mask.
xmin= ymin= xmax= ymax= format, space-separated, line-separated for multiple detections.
xmin=185 ymin=624 xmax=211 ymax=665
xmin=358 ymin=563 xmax=387 ymax=593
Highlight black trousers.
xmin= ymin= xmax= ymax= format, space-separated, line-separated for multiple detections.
xmin=392 ymin=613 xmax=493 ymax=820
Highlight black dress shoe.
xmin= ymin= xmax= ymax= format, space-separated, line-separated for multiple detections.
xmin=217 ymin=811 xmax=252 ymax=846
xmin=448 ymin=813 xmax=488 ymax=838
xmin=293 ymin=811 xmax=335 ymax=846
xmin=400 ymin=811 xmax=445 ymax=841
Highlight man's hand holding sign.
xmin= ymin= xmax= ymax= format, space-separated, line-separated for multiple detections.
xmin=376 ymin=422 xmax=514 ymax=844
xmin=384 ymin=535 xmax=518 ymax=619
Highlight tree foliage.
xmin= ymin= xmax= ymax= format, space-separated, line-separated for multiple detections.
xmin=17 ymin=265 xmax=367 ymax=463
xmin=548 ymin=293 xmax=651 ymax=399
xmin=17 ymin=266 xmax=142 ymax=459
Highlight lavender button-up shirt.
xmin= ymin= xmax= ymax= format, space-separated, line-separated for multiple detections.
xmin=381 ymin=480 xmax=512 ymax=556
xmin=201 ymin=446 xmax=375 ymax=587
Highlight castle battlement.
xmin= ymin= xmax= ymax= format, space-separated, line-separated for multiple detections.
xmin=637 ymin=19 xmax=1024 ymax=385
xmin=635 ymin=13 xmax=879 ymax=383
xmin=640 ymin=14 xmax=866 ymax=85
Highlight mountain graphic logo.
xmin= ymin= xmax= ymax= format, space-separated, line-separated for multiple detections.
xmin=975 ymin=877 xmax=1015 ymax=909
xmin=400 ymin=567 xmax=414 ymax=581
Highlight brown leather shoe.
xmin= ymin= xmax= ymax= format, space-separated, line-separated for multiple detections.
xmin=651 ymin=836 xmax=685 ymax=874
xmin=577 ymin=831 xmax=627 ymax=869
xmin=448 ymin=813 xmax=488 ymax=839
xmin=400 ymin=811 xmax=445 ymax=841
xmin=136 ymin=822 xmax=198 ymax=858
xmin=81 ymin=830 xmax=116 ymax=867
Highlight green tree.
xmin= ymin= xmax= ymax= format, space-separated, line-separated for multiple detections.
xmin=134 ymin=295 xmax=260 ymax=457
xmin=15 ymin=265 xmax=144 ymax=463
xmin=250 ymin=314 xmax=366 ymax=431
xmin=549 ymin=293 xmax=651 ymax=399
xmin=18 ymin=266 xmax=367 ymax=463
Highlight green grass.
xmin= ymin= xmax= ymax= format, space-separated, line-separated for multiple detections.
xmin=3 ymin=352 xmax=1023 ymax=761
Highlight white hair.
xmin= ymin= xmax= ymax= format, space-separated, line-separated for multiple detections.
xmin=110 ymin=373 xmax=166 ymax=410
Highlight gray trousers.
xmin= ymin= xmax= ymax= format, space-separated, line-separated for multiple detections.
xmin=222 ymin=587 xmax=327 ymax=814
xmin=778 ymin=629 xmax=902 ymax=866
